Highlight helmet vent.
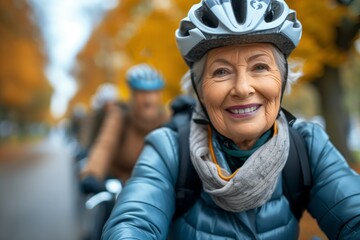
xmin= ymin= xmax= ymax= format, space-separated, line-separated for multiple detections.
xmin=265 ymin=1 xmax=284 ymax=23
xmin=265 ymin=10 xmax=274 ymax=22
xmin=231 ymin=0 xmax=246 ymax=24
xmin=196 ymin=5 xmax=219 ymax=28
xmin=286 ymin=12 xmax=301 ymax=28
xmin=179 ymin=20 xmax=196 ymax=37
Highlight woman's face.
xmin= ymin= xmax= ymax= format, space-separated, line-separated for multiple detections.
xmin=201 ymin=44 xmax=282 ymax=149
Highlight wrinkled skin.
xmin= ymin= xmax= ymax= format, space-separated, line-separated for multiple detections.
xmin=201 ymin=43 xmax=282 ymax=150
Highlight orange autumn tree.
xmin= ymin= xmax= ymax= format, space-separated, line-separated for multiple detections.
xmin=70 ymin=0 xmax=143 ymax=111
xmin=287 ymin=0 xmax=360 ymax=162
xmin=0 ymin=0 xmax=52 ymax=127
xmin=71 ymin=0 xmax=197 ymax=111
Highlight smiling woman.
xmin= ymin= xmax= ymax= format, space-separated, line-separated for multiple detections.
xmin=102 ymin=0 xmax=360 ymax=239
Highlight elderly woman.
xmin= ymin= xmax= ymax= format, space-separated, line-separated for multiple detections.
xmin=102 ymin=0 xmax=360 ymax=239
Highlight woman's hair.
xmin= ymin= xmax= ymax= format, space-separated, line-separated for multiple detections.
xmin=180 ymin=56 xmax=206 ymax=98
xmin=181 ymin=45 xmax=303 ymax=97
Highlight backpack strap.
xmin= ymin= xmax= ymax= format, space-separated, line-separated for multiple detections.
xmin=282 ymin=108 xmax=312 ymax=220
xmin=163 ymin=95 xmax=196 ymax=130
xmin=173 ymin=122 xmax=202 ymax=219
xmin=163 ymin=95 xmax=202 ymax=219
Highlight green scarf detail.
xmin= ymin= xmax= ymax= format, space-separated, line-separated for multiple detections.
xmin=218 ymin=128 xmax=274 ymax=172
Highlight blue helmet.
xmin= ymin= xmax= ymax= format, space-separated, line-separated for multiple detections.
xmin=126 ymin=64 xmax=165 ymax=91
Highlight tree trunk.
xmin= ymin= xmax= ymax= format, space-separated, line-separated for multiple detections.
xmin=312 ymin=66 xmax=355 ymax=163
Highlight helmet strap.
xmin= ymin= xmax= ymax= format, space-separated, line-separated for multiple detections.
xmin=190 ymin=70 xmax=212 ymax=126
xmin=280 ymin=57 xmax=288 ymax=104
xmin=277 ymin=57 xmax=288 ymax=119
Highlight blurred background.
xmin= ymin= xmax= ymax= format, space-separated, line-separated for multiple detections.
xmin=0 ymin=0 xmax=359 ymax=239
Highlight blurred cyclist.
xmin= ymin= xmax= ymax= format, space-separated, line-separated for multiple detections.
xmin=79 ymin=63 xmax=169 ymax=193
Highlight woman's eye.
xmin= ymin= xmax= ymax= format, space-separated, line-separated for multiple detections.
xmin=253 ymin=64 xmax=268 ymax=71
xmin=213 ymin=68 xmax=228 ymax=77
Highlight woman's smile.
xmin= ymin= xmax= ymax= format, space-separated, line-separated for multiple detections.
xmin=226 ymin=104 xmax=261 ymax=118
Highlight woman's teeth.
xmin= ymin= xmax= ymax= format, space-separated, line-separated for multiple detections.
xmin=230 ymin=106 xmax=258 ymax=114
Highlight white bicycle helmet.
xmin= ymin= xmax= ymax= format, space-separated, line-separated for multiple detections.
xmin=91 ymin=83 xmax=119 ymax=110
xmin=126 ymin=64 xmax=165 ymax=91
xmin=175 ymin=0 xmax=302 ymax=66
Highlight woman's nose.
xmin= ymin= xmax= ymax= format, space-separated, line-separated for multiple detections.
xmin=230 ymin=73 xmax=255 ymax=98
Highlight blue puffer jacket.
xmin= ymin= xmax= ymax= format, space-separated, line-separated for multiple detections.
xmin=102 ymin=121 xmax=360 ymax=240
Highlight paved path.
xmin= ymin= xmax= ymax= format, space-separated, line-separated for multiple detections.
xmin=0 ymin=130 xmax=81 ymax=240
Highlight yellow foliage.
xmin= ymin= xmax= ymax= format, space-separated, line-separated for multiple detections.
xmin=0 ymin=0 xmax=52 ymax=122
xmin=70 ymin=0 xmax=145 ymax=111
xmin=288 ymin=0 xmax=357 ymax=80
xmin=0 ymin=37 xmax=51 ymax=109
xmin=172 ymin=0 xmax=198 ymax=14
xmin=0 ymin=79 xmax=32 ymax=107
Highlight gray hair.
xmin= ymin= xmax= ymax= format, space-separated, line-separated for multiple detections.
xmin=181 ymin=45 xmax=303 ymax=97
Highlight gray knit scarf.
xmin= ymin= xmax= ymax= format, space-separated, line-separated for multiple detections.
xmin=189 ymin=106 xmax=290 ymax=212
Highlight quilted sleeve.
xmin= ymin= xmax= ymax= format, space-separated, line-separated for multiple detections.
xmin=102 ymin=128 xmax=179 ymax=240
xmin=295 ymin=121 xmax=360 ymax=240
